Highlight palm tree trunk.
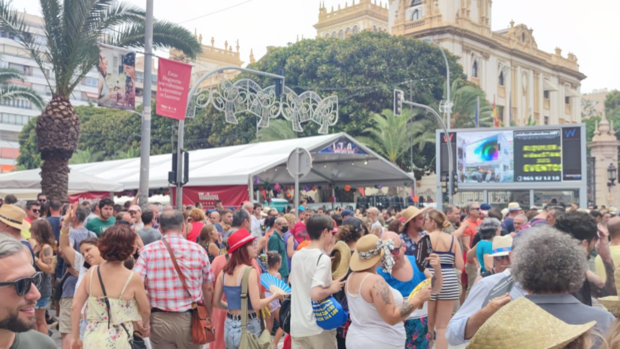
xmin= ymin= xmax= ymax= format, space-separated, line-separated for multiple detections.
xmin=36 ymin=95 xmax=80 ymax=200
xmin=40 ymin=154 xmax=70 ymax=200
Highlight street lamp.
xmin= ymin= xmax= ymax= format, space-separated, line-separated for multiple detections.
xmin=608 ymin=163 xmax=617 ymax=192
xmin=422 ymin=38 xmax=451 ymax=130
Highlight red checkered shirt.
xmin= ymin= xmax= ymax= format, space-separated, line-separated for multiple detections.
xmin=134 ymin=232 xmax=214 ymax=312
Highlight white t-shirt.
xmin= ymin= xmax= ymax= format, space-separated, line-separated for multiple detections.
xmin=72 ymin=251 xmax=91 ymax=315
xmin=290 ymin=247 xmax=333 ymax=338
xmin=250 ymin=215 xmax=262 ymax=237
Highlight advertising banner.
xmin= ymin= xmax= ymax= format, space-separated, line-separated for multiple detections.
xmin=457 ymin=131 xmax=514 ymax=183
xmin=67 ymin=191 xmax=112 ymax=204
xmin=172 ymin=185 xmax=249 ymax=208
xmin=156 ymin=57 xmax=193 ymax=120
xmin=97 ymin=44 xmax=135 ymax=110
xmin=318 ymin=137 xmax=367 ymax=155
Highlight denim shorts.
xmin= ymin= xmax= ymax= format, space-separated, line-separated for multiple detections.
xmin=224 ymin=315 xmax=261 ymax=349
xmin=35 ymin=296 xmax=50 ymax=310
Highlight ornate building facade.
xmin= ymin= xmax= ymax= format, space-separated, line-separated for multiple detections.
xmin=314 ymin=0 xmax=389 ymax=39
xmin=316 ymin=0 xmax=587 ymax=125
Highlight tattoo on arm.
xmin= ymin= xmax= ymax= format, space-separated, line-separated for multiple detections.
xmin=43 ymin=246 xmax=52 ymax=257
xmin=399 ymin=303 xmax=414 ymax=317
xmin=372 ymin=279 xmax=392 ymax=305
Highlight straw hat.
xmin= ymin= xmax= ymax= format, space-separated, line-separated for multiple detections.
xmin=350 ymin=234 xmax=384 ymax=272
xmin=467 ymin=297 xmax=595 ymax=349
xmin=490 ymin=235 xmax=513 ymax=257
xmin=597 ymin=268 xmax=620 ymax=317
xmin=401 ymin=206 xmax=423 ymax=225
xmin=330 ymin=241 xmax=351 ymax=280
xmin=507 ymin=202 xmax=521 ymax=212
xmin=0 ymin=204 xmax=28 ymax=231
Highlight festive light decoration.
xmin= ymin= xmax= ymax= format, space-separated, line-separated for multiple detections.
xmin=344 ymin=185 xmax=351 ymax=192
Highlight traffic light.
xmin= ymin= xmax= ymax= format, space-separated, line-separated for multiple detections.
xmin=393 ymin=89 xmax=404 ymax=116
xmin=452 ymin=171 xmax=459 ymax=196
xmin=169 ymin=150 xmax=190 ymax=186
xmin=275 ymin=67 xmax=285 ymax=98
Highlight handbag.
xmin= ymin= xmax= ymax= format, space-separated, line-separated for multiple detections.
xmin=96 ymin=267 xmax=147 ymax=349
xmin=311 ymin=254 xmax=348 ymax=330
xmin=279 ymin=295 xmax=291 ymax=333
xmin=239 ymin=267 xmax=272 ymax=349
xmin=162 ymin=238 xmax=215 ymax=344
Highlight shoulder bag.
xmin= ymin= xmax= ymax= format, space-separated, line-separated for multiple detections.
xmin=96 ymin=266 xmax=147 ymax=349
xmin=162 ymin=238 xmax=215 ymax=344
xmin=239 ymin=267 xmax=272 ymax=349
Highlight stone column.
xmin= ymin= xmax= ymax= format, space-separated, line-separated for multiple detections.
xmin=588 ymin=112 xmax=620 ymax=209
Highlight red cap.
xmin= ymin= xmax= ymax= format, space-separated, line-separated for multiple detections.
xmin=227 ymin=228 xmax=257 ymax=253
xmin=332 ymin=219 xmax=338 ymax=233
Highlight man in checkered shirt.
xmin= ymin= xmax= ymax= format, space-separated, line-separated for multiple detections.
xmin=134 ymin=210 xmax=214 ymax=349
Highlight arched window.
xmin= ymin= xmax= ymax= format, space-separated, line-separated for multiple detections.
xmin=338 ymin=29 xmax=344 ymax=39
xmin=498 ymin=71 xmax=504 ymax=86
xmin=521 ymin=33 xmax=526 ymax=42
xmin=332 ymin=31 xmax=337 ymax=38
xmin=373 ymin=25 xmax=377 ymax=32
xmin=353 ymin=25 xmax=359 ymax=34
xmin=472 ymin=60 xmax=478 ymax=78
xmin=325 ymin=33 xmax=329 ymax=39
xmin=412 ymin=9 xmax=420 ymax=20
xmin=345 ymin=27 xmax=351 ymax=37
xmin=411 ymin=0 xmax=422 ymax=5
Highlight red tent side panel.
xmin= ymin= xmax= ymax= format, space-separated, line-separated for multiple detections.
xmin=172 ymin=185 xmax=249 ymax=209
xmin=68 ymin=191 xmax=111 ymax=203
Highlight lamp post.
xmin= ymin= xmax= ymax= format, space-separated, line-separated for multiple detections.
xmin=607 ymin=163 xmax=617 ymax=192
xmin=422 ymin=38 xmax=451 ymax=130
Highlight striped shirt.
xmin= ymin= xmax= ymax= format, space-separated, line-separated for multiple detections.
xmin=134 ymin=232 xmax=214 ymax=312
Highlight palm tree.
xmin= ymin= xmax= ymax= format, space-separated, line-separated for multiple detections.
xmin=254 ymin=119 xmax=298 ymax=142
xmin=358 ymin=109 xmax=415 ymax=164
xmin=434 ymin=79 xmax=493 ymax=129
xmin=69 ymin=147 xmax=104 ymax=164
xmin=113 ymin=146 xmax=138 ymax=160
xmin=0 ymin=0 xmax=200 ymax=200
xmin=0 ymin=67 xmax=44 ymax=110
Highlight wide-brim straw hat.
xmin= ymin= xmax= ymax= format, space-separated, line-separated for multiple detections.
xmin=350 ymin=234 xmax=383 ymax=272
xmin=330 ymin=241 xmax=351 ymax=280
xmin=490 ymin=235 xmax=513 ymax=257
xmin=467 ymin=297 xmax=595 ymax=349
xmin=597 ymin=268 xmax=620 ymax=317
xmin=0 ymin=204 xmax=28 ymax=231
xmin=401 ymin=206 xmax=423 ymax=225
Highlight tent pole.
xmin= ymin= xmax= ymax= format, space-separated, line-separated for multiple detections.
xmin=249 ymin=176 xmax=254 ymax=203
xmin=331 ymin=186 xmax=335 ymax=210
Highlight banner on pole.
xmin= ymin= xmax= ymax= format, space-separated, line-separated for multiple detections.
xmin=156 ymin=57 xmax=192 ymax=120
xmin=98 ymin=44 xmax=136 ymax=110
xmin=171 ymin=185 xmax=249 ymax=209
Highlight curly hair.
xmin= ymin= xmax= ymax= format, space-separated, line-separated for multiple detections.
xmin=336 ymin=224 xmax=363 ymax=244
xmin=479 ymin=218 xmax=501 ymax=240
xmin=511 ymin=226 xmax=587 ymax=294
xmin=98 ymin=224 xmax=137 ymax=262
xmin=554 ymin=211 xmax=597 ymax=243
xmin=189 ymin=207 xmax=206 ymax=222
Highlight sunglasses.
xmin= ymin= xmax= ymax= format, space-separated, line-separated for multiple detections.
xmin=38 ymin=199 xmax=46 ymax=203
xmin=390 ymin=243 xmax=403 ymax=255
xmin=471 ymin=207 xmax=481 ymax=211
xmin=0 ymin=272 xmax=42 ymax=297
xmin=32 ymin=209 xmax=40 ymax=213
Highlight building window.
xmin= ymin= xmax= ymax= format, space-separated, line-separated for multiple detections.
xmin=84 ymin=77 xmax=97 ymax=87
xmin=332 ymin=31 xmax=336 ymax=38
xmin=345 ymin=27 xmax=351 ymax=37
xmin=324 ymin=33 xmax=329 ymax=39
xmin=544 ymin=116 xmax=549 ymax=125
xmin=472 ymin=60 xmax=478 ymax=78
xmin=522 ymin=33 xmax=526 ymax=42
xmin=543 ymin=90 xmax=549 ymax=99
xmin=411 ymin=0 xmax=422 ymax=5
xmin=353 ymin=25 xmax=359 ymax=34
xmin=565 ymin=96 xmax=570 ymax=104
xmin=412 ymin=10 xmax=420 ymax=20
xmin=498 ymin=71 xmax=504 ymax=86
xmin=338 ymin=29 xmax=344 ymax=39
xmin=373 ymin=25 xmax=377 ymax=32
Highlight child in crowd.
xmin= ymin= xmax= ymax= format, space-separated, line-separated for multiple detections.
xmin=266 ymin=252 xmax=286 ymax=348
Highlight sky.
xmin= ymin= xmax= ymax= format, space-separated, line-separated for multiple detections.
xmin=18 ymin=0 xmax=619 ymax=94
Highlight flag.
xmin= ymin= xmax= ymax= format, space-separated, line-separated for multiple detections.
xmin=492 ymin=97 xmax=501 ymax=127
xmin=98 ymin=44 xmax=136 ymax=110
xmin=475 ymin=96 xmax=480 ymax=128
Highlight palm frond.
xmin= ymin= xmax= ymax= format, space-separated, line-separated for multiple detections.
xmin=255 ymin=119 xmax=298 ymax=142
xmin=92 ymin=1 xmax=144 ymax=32
xmin=108 ymin=20 xmax=201 ymax=59
xmin=0 ymin=67 xmax=24 ymax=83
xmin=0 ymin=85 xmax=45 ymax=110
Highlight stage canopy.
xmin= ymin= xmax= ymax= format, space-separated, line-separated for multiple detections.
xmin=67 ymin=133 xmax=414 ymax=190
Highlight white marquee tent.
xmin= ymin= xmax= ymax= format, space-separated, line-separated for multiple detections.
xmin=0 ymin=168 xmax=124 ymax=199
xmin=68 ymin=133 xmax=414 ymax=192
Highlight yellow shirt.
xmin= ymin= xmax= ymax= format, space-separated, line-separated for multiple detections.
xmin=594 ymin=245 xmax=620 ymax=282
xmin=21 ymin=220 xmax=31 ymax=240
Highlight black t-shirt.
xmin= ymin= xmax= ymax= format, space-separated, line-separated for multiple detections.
xmin=571 ymin=277 xmax=592 ymax=306
xmin=10 ymin=330 xmax=56 ymax=349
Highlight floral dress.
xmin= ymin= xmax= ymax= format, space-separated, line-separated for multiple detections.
xmin=83 ymin=270 xmax=141 ymax=349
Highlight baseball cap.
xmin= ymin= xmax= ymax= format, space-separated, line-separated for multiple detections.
xmin=341 ymin=209 xmax=354 ymax=218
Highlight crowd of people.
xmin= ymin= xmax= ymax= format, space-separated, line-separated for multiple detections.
xmin=2 ymin=194 xmax=620 ymax=348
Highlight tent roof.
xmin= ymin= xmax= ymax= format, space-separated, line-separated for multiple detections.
xmin=0 ymin=168 xmax=124 ymax=196
xmin=69 ymin=133 xmax=414 ymax=189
